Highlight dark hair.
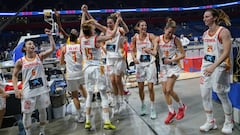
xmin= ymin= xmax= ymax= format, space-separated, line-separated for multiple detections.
xmin=21 ymin=39 xmax=32 ymax=53
xmin=205 ymin=8 xmax=231 ymax=26
xmin=134 ymin=20 xmax=146 ymax=31
xmin=164 ymin=18 xmax=176 ymax=29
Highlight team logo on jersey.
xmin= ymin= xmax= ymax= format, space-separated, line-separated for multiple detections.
xmin=207 ymin=45 xmax=213 ymax=52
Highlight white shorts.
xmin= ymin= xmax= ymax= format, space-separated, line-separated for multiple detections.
xmin=107 ymin=58 xmax=126 ymax=75
xmin=84 ymin=66 xmax=107 ymax=92
xmin=136 ymin=63 xmax=157 ymax=83
xmin=66 ymin=78 xmax=84 ymax=92
xmin=0 ymin=96 xmax=6 ymax=110
xmin=200 ymin=66 xmax=230 ymax=93
xmin=160 ymin=65 xmax=182 ymax=82
xmin=21 ymin=92 xmax=51 ymax=113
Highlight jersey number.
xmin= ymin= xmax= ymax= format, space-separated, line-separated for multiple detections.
xmin=85 ymin=48 xmax=93 ymax=60
xmin=72 ymin=52 xmax=77 ymax=62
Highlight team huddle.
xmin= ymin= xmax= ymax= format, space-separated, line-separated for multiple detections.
xmin=6 ymin=4 xmax=234 ymax=135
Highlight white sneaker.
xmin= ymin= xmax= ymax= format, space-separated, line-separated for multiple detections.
xmin=114 ymin=103 xmax=120 ymax=114
xmin=39 ymin=131 xmax=45 ymax=135
xmin=221 ymin=121 xmax=234 ymax=134
xmin=140 ymin=104 xmax=146 ymax=116
xmin=118 ymin=103 xmax=126 ymax=114
xmin=150 ymin=108 xmax=157 ymax=119
xmin=200 ymin=119 xmax=218 ymax=132
xmin=75 ymin=114 xmax=85 ymax=123
xmin=109 ymin=99 xmax=116 ymax=107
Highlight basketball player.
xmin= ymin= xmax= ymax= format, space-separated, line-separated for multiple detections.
xmin=131 ymin=20 xmax=157 ymax=119
xmin=199 ymin=8 xmax=233 ymax=134
xmin=152 ymin=18 xmax=186 ymax=124
xmin=12 ymin=28 xmax=56 ymax=135
xmin=83 ymin=7 xmax=129 ymax=113
xmin=80 ymin=6 xmax=121 ymax=130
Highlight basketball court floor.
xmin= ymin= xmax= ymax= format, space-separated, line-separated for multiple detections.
xmin=0 ymin=78 xmax=239 ymax=135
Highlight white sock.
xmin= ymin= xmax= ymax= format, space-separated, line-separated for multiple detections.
xmin=168 ymin=105 xmax=174 ymax=113
xmin=141 ymin=100 xmax=145 ymax=106
xmin=206 ymin=113 xmax=214 ymax=122
xmin=150 ymin=102 xmax=154 ymax=110
xmin=119 ymin=95 xmax=123 ymax=103
xmin=39 ymin=125 xmax=45 ymax=133
xmin=178 ymin=100 xmax=184 ymax=108
xmin=102 ymin=111 xmax=110 ymax=122
xmin=225 ymin=114 xmax=232 ymax=122
xmin=115 ymin=95 xmax=120 ymax=103
xmin=77 ymin=109 xmax=82 ymax=117
xmin=86 ymin=114 xmax=90 ymax=122
xmin=25 ymin=128 xmax=31 ymax=135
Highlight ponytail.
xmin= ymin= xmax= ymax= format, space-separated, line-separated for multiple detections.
xmin=165 ymin=18 xmax=176 ymax=29
xmin=217 ymin=9 xmax=231 ymax=26
xmin=205 ymin=8 xmax=231 ymax=26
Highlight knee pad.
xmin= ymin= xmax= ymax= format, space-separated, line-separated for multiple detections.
xmin=38 ymin=109 xmax=47 ymax=123
xmin=217 ymin=93 xmax=232 ymax=114
xmin=200 ymin=88 xmax=213 ymax=111
xmin=100 ymin=91 xmax=109 ymax=108
xmin=23 ymin=113 xmax=32 ymax=128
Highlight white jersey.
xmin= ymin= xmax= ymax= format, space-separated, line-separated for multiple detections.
xmin=21 ymin=55 xmax=49 ymax=98
xmin=136 ymin=33 xmax=155 ymax=66
xmin=105 ymin=27 xmax=123 ymax=58
xmin=202 ymin=26 xmax=228 ymax=68
xmin=81 ymin=35 xmax=102 ymax=70
xmin=64 ymin=44 xmax=83 ymax=80
xmin=158 ymin=35 xmax=178 ymax=65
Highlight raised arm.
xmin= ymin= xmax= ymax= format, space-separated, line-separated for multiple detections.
xmin=118 ymin=12 xmax=129 ymax=34
xmin=96 ymin=17 xmax=120 ymax=46
xmin=39 ymin=28 xmax=56 ymax=59
xmin=79 ymin=8 xmax=86 ymax=38
xmin=12 ymin=60 xmax=22 ymax=99
xmin=82 ymin=4 xmax=107 ymax=33
xmin=54 ymin=9 xmax=69 ymax=38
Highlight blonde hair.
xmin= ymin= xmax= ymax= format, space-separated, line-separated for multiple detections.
xmin=205 ymin=8 xmax=231 ymax=26
xmin=165 ymin=18 xmax=176 ymax=29
xmin=81 ymin=19 xmax=95 ymax=36
xmin=107 ymin=13 xmax=117 ymax=23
